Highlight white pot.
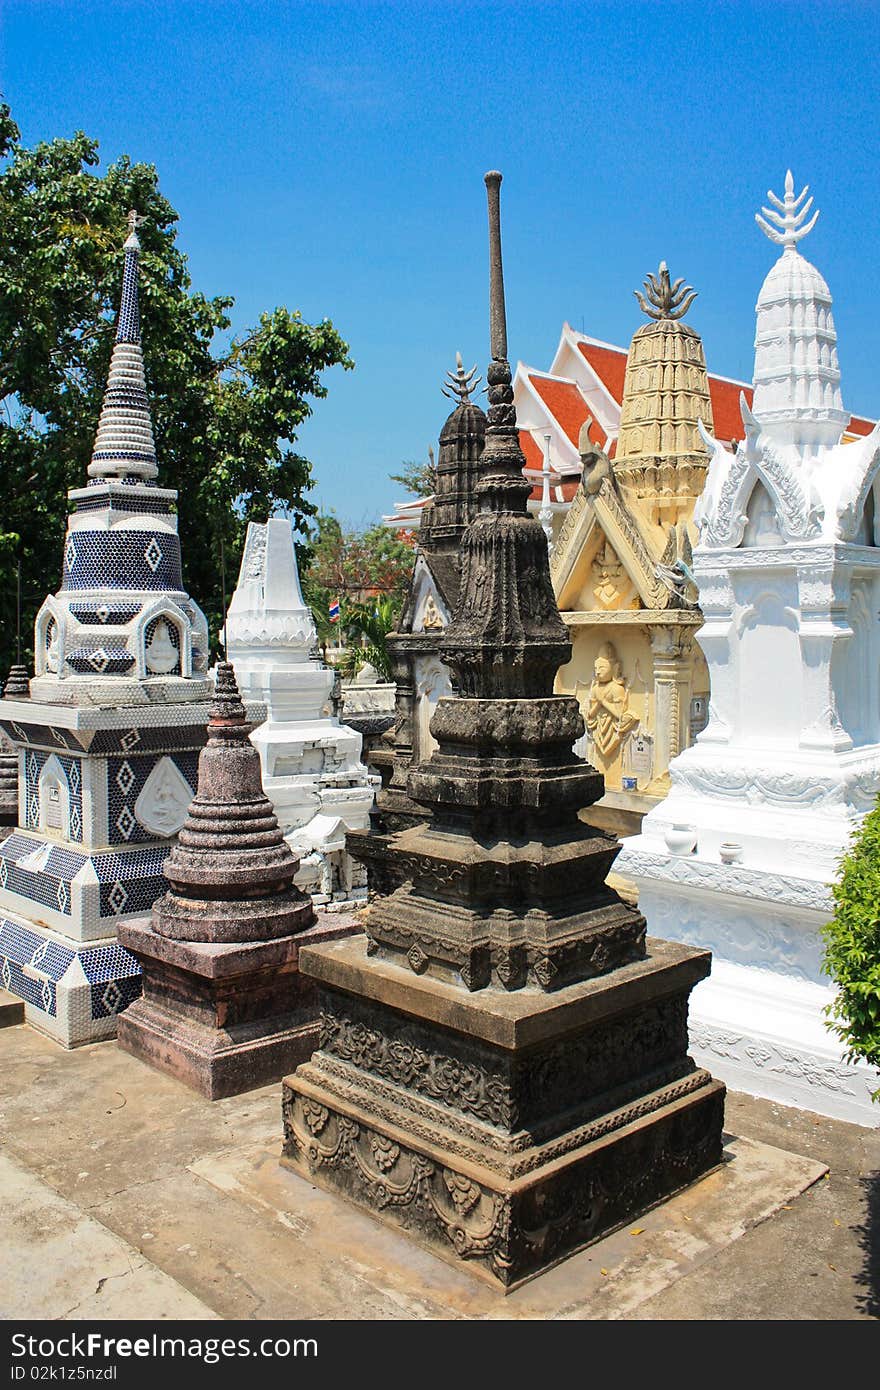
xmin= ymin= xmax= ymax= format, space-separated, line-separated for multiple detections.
xmin=664 ymin=823 xmax=697 ymax=856
xmin=719 ymin=842 xmax=743 ymax=865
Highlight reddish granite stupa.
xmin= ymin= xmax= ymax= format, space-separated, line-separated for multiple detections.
xmin=117 ymin=662 xmax=354 ymax=1098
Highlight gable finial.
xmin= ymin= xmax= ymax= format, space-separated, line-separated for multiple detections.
xmin=755 ymin=170 xmax=820 ymax=249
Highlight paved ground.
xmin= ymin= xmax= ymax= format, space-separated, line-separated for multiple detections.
xmin=0 ymin=1018 xmax=877 ymax=1320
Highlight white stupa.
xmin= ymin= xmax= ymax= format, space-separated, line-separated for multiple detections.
xmin=226 ymin=519 xmax=379 ymax=906
xmin=616 ymin=173 xmax=880 ymax=1124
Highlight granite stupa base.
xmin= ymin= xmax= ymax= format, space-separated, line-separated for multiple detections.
xmin=281 ymin=934 xmax=725 ymax=1291
xmin=118 ymin=913 xmax=357 ymax=1100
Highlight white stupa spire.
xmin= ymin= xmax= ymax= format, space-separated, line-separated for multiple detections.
xmin=751 ymin=171 xmax=846 ymax=448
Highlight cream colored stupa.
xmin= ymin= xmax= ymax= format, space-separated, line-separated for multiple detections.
xmin=551 ymin=263 xmax=712 ymax=834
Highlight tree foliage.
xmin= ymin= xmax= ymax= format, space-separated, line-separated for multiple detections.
xmin=302 ymin=511 xmax=412 ymax=619
xmin=822 ymin=804 xmax=880 ymax=1100
xmin=340 ymin=594 xmax=399 ymax=681
xmin=0 ymin=102 xmax=353 ymax=671
xmin=388 ymin=451 xmax=437 ymax=499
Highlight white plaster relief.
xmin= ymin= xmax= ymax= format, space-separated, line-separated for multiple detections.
xmin=134 ymin=757 xmax=193 ymax=837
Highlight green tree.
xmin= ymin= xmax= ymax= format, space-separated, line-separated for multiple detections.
xmin=303 ymin=512 xmax=412 ymax=608
xmin=0 ymin=102 xmax=353 ymax=672
xmin=822 ymin=805 xmax=880 ymax=1100
xmin=300 ymin=512 xmax=413 ymax=669
xmin=341 ymin=594 xmax=399 ymax=681
xmin=389 ymin=448 xmax=437 ymax=499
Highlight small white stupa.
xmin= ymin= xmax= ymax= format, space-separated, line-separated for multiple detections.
xmin=616 ymin=173 xmax=880 ymax=1124
xmin=226 ymin=519 xmax=379 ymax=906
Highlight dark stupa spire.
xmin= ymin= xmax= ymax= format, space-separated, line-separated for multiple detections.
xmin=417 ymin=352 xmax=486 ymax=554
xmin=440 ymin=171 xmax=569 ymax=699
xmin=88 ymin=212 xmax=158 ymax=483
xmin=365 ymin=171 xmax=645 ymax=991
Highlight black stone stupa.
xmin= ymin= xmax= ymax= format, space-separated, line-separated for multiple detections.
xmin=280 ymin=173 xmax=724 ymax=1290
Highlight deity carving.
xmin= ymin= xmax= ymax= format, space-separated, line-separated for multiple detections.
xmin=421 ymin=594 xmax=445 ymax=631
xmin=584 ymin=642 xmax=639 ymax=759
xmin=144 ymin=619 xmax=179 ymax=674
xmin=590 ymin=542 xmax=627 ymax=609
xmin=134 ymin=756 xmax=193 ymax=837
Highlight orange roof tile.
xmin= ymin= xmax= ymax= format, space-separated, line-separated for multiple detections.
xmin=520 ymin=431 xmax=545 ymax=470
xmin=526 ymin=477 xmax=581 ymax=505
xmin=525 ymin=374 xmax=607 ymax=450
xmin=845 ymin=414 xmax=876 ymax=437
xmin=577 ymin=341 xmax=628 ymax=401
xmin=708 ymin=378 xmax=752 ymax=443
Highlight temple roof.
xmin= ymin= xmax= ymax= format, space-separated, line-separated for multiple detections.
xmin=515 ymin=324 xmax=874 ymax=496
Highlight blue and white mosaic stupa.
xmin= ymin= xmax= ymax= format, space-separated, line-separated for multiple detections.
xmin=0 ymin=214 xmax=215 ymax=1046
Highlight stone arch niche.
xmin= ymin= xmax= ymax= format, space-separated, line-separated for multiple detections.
xmin=38 ymin=755 xmax=70 ymax=838
xmin=135 ymin=601 xmax=191 ymax=678
xmin=34 ymin=601 xmax=64 ymax=676
xmin=742 ymin=481 xmax=784 ymax=548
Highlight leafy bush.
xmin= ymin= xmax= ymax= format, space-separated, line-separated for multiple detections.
xmin=822 ymin=803 xmax=880 ymax=1100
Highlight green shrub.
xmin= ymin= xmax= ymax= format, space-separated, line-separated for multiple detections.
xmin=822 ymin=802 xmax=880 ymax=1101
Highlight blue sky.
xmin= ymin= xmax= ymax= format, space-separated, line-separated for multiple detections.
xmin=3 ymin=0 xmax=880 ymax=527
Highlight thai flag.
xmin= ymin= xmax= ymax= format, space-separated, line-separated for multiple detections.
xmin=329 ymin=597 xmax=340 ymax=624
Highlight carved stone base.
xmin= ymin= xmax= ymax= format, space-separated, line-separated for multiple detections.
xmin=281 ymin=934 xmax=725 ymax=1289
xmin=117 ymin=913 xmax=357 ymax=1100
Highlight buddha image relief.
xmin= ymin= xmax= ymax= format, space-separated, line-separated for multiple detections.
xmin=134 ymin=756 xmax=194 ymax=837
xmin=579 ymin=641 xmax=639 ymax=764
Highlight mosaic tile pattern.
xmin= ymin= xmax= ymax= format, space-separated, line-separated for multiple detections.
xmin=73 ymin=492 xmax=171 ymax=516
xmin=90 ymin=974 xmax=141 ymax=1020
xmin=69 ymin=602 xmax=142 ymax=626
xmin=61 ymin=530 xmax=183 ymax=592
xmin=0 ymin=722 xmax=83 ymax=752
xmin=90 ymin=722 xmax=209 ymax=756
xmin=67 ymin=646 xmax=135 ymax=675
xmin=94 ymin=845 xmax=170 ymax=917
xmin=105 ymin=751 xmax=197 ymax=845
xmin=0 ymin=916 xmax=142 ymax=1038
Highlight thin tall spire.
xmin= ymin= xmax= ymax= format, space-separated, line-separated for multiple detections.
xmin=485 ymin=171 xmax=507 ymax=361
xmin=88 ymin=211 xmax=158 ymax=483
xmin=440 ymin=169 xmax=568 ymax=699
